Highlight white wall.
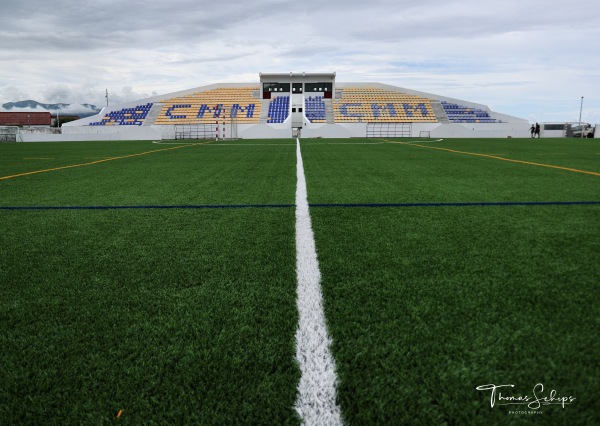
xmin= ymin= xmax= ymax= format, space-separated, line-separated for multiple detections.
xmin=238 ymin=124 xmax=292 ymax=139
xmin=302 ymin=124 xmax=356 ymax=138
xmin=429 ymin=123 xmax=530 ymax=138
xmin=22 ymin=126 xmax=162 ymax=142
xmin=540 ymin=130 xmax=565 ymax=138
xmin=20 ymin=121 xmax=532 ymax=142
xmin=301 ymin=122 xmax=530 ymax=139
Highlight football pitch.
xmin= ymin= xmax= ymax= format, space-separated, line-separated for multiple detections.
xmin=1 ymin=137 xmax=598 ymax=424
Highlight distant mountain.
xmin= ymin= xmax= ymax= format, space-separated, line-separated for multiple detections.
xmin=1 ymin=100 xmax=101 ymax=118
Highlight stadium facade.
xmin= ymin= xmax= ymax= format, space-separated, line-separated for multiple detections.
xmin=58 ymin=72 xmax=530 ymax=141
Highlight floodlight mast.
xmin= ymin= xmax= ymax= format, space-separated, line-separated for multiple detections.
xmin=578 ymin=96 xmax=584 ymax=138
xmin=106 ymin=89 xmax=109 ymax=107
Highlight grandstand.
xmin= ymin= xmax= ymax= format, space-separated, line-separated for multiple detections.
xmin=333 ymin=88 xmax=437 ymax=123
xmin=155 ymin=87 xmax=260 ymax=126
xmin=89 ymin=103 xmax=153 ymax=126
xmin=58 ymin=72 xmax=529 ymax=141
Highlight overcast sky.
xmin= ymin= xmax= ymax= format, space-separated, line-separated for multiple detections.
xmin=1 ymin=0 xmax=598 ymax=123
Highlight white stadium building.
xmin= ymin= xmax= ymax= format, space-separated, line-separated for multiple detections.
xmin=55 ymin=72 xmax=530 ymax=141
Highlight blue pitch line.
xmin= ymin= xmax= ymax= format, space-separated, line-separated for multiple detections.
xmin=0 ymin=201 xmax=599 ymax=211
xmin=310 ymin=201 xmax=600 ymax=208
xmin=0 ymin=204 xmax=296 ymax=211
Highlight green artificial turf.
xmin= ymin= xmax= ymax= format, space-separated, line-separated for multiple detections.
xmin=311 ymin=206 xmax=599 ymax=425
xmin=300 ymin=138 xmax=599 ymax=204
xmin=301 ymin=138 xmax=600 ymax=424
xmin=1 ymin=137 xmax=598 ymax=424
xmin=0 ymin=140 xmax=300 ymax=424
xmin=0 ymin=209 xmax=299 ymax=424
xmin=0 ymin=140 xmax=296 ymax=206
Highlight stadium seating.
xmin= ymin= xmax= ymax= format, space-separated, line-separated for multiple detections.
xmin=333 ymin=88 xmax=437 ymax=123
xmin=441 ymin=101 xmax=497 ymax=123
xmin=305 ymin=96 xmax=326 ymax=123
xmin=89 ymin=103 xmax=153 ymax=126
xmin=90 ymin=88 xmax=501 ymax=128
xmin=267 ymin=96 xmax=290 ymax=123
xmin=154 ymin=87 xmax=261 ymax=125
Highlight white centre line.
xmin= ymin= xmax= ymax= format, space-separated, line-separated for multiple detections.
xmin=294 ymin=138 xmax=344 ymax=425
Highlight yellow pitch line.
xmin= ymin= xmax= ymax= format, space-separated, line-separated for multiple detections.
xmin=0 ymin=142 xmax=204 ymax=181
xmin=387 ymin=140 xmax=600 ymax=177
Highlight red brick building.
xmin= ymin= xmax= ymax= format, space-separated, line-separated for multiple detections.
xmin=0 ymin=112 xmax=52 ymax=126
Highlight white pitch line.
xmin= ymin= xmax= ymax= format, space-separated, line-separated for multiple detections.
xmin=312 ymin=142 xmax=385 ymax=145
xmin=294 ymin=138 xmax=344 ymax=425
xmin=152 ymin=141 xmax=294 ymax=146
xmin=151 ymin=141 xmax=204 ymax=145
xmin=386 ymin=138 xmax=445 ymax=144
xmin=199 ymin=143 xmax=295 ymax=146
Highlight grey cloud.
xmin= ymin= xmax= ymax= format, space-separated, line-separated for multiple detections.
xmin=0 ymin=30 xmax=111 ymax=51
xmin=3 ymin=0 xmax=405 ymax=52
xmin=169 ymin=51 xmax=259 ymax=65
xmin=0 ymin=86 xmax=31 ymax=103
xmin=41 ymin=85 xmax=75 ymax=103
xmin=37 ymin=84 xmax=158 ymax=106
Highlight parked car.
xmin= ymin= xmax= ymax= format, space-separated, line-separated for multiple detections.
xmin=571 ymin=124 xmax=595 ymax=138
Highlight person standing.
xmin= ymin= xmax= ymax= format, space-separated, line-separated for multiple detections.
xmin=530 ymin=124 xmax=535 ymax=138
xmin=535 ymin=123 xmax=541 ymax=138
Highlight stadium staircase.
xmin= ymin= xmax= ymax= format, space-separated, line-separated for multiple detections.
xmin=324 ymin=99 xmax=335 ymax=124
xmin=143 ymin=103 xmax=164 ymax=126
xmin=431 ymin=100 xmax=450 ymax=123
xmin=258 ymin=99 xmax=270 ymax=123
